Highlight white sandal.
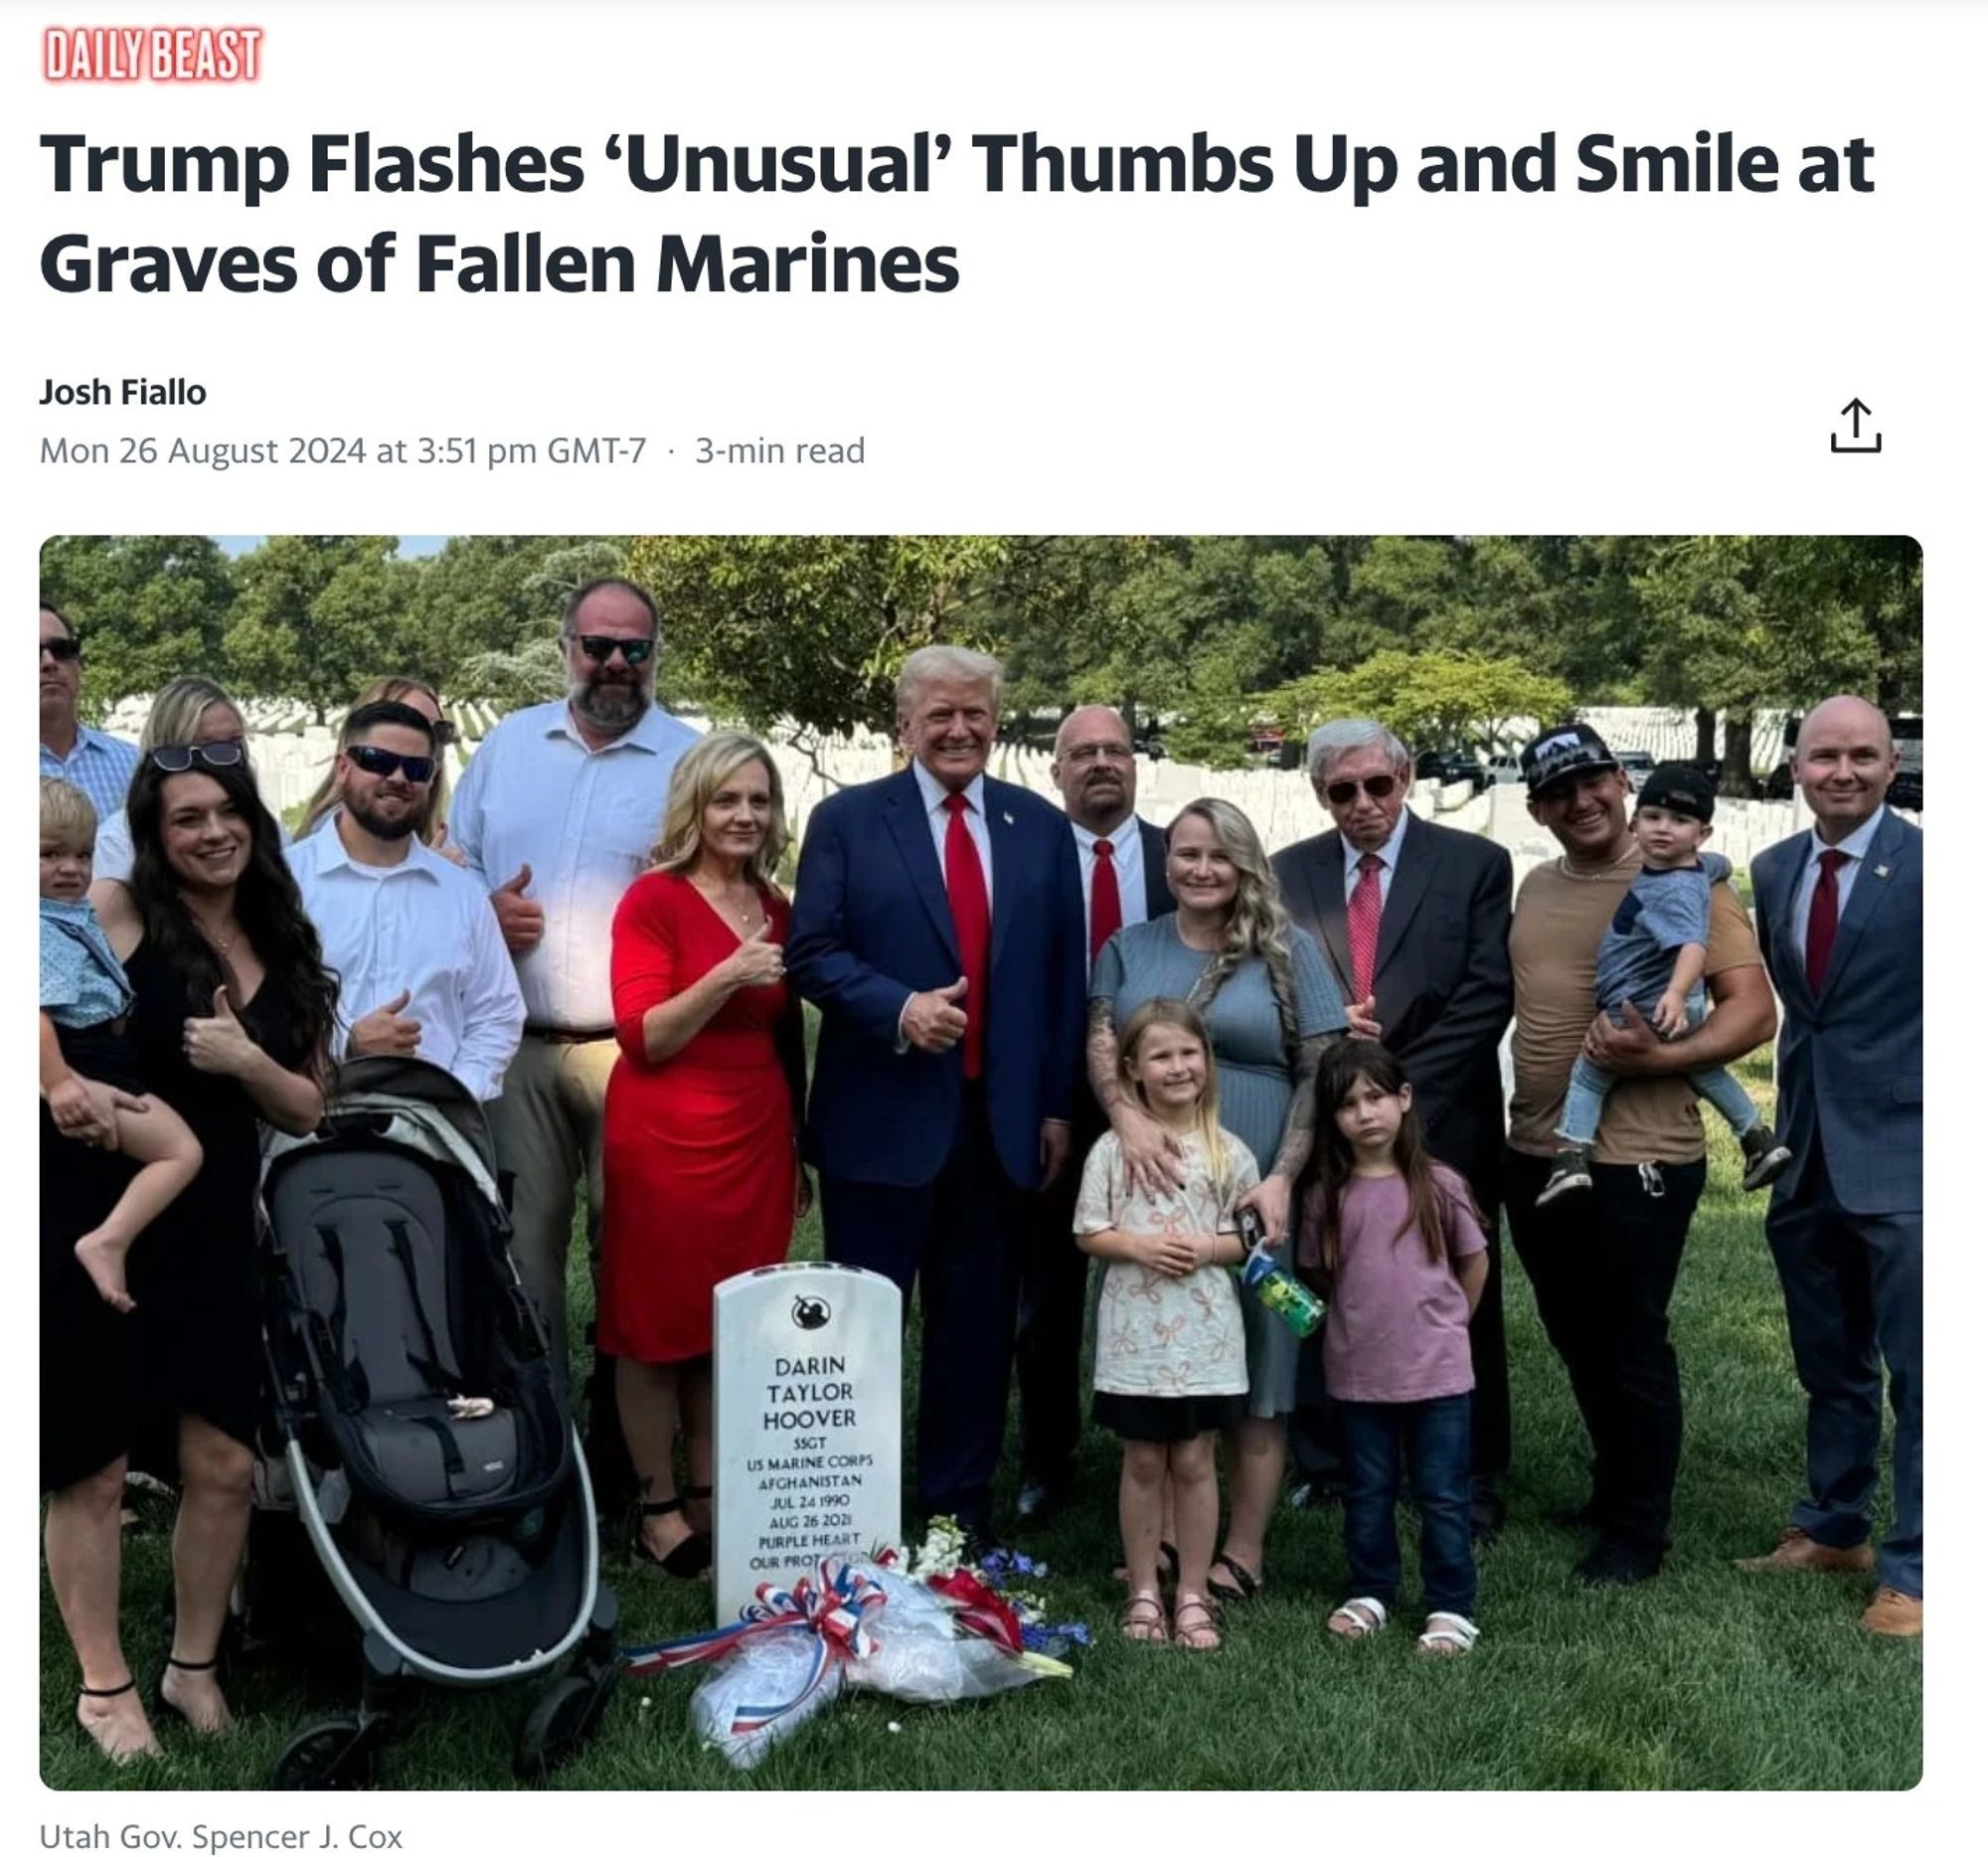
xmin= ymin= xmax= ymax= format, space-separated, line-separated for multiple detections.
xmin=1327 ymin=1596 xmax=1390 ymax=1638
xmin=1416 ymin=1610 xmax=1480 ymax=1656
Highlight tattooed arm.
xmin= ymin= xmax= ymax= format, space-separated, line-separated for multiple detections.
xmin=1238 ymin=1030 xmax=1338 ymax=1243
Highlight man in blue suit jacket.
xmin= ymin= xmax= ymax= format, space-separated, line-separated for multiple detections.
xmin=1742 ymin=696 xmax=1921 ymax=1637
xmin=787 ymin=647 xmax=1087 ymax=1539
xmin=1013 ymin=705 xmax=1177 ymax=1523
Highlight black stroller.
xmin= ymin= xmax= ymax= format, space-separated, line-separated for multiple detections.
xmin=248 ymin=1057 xmax=619 ymax=1787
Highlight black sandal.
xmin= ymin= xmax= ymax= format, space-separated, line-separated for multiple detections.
xmin=634 ymin=1497 xmax=713 ymax=1579
xmin=155 ymin=1654 xmax=228 ymax=1733
xmin=1206 ymin=1553 xmax=1262 ymax=1606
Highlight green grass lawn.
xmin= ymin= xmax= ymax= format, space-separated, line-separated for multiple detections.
xmin=42 ymin=1055 xmax=1919 ymax=1790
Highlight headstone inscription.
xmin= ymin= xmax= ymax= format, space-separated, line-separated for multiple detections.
xmin=712 ymin=1262 xmax=903 ymax=1624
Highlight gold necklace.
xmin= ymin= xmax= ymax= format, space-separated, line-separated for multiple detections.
xmin=196 ymin=916 xmax=242 ymax=956
xmin=1557 ymin=845 xmax=1640 ymax=882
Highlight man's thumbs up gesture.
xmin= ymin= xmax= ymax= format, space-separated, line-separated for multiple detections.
xmin=492 ymin=863 xmax=545 ymax=953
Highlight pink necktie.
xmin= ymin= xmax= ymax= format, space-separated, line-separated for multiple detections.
xmin=1348 ymin=853 xmax=1383 ymax=1001
xmin=1088 ymin=838 xmax=1122 ymax=963
xmin=1804 ymin=848 xmax=1849 ymax=994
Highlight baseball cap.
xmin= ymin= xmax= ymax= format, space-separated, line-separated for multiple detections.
xmin=1520 ymin=721 xmax=1620 ymax=794
xmin=1637 ymin=760 xmax=1717 ymax=823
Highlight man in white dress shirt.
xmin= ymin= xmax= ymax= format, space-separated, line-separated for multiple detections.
xmin=287 ymin=700 xmax=525 ymax=1100
xmin=1013 ymin=706 xmax=1176 ymax=1524
xmin=446 ymin=580 xmax=700 ymax=1400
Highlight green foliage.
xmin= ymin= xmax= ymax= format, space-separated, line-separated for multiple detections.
xmin=38 ymin=536 xmax=236 ymax=712
xmin=1268 ymin=648 xmax=1574 ymax=753
xmin=221 ymin=536 xmax=415 ymax=721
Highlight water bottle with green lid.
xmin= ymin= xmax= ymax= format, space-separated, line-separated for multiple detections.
xmin=1238 ymin=1208 xmax=1325 ymax=1339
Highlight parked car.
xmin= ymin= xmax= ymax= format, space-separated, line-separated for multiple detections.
xmin=1616 ymin=750 xmax=1657 ymax=791
xmin=1413 ymin=750 xmax=1492 ymax=793
xmin=1488 ymin=754 xmax=1524 ymax=785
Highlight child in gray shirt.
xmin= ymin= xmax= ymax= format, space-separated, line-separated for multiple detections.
xmin=1538 ymin=762 xmax=1791 ymax=1206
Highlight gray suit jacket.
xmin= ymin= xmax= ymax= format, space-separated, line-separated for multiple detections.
xmin=1751 ymin=808 xmax=1921 ymax=1216
xmin=1271 ymin=812 xmax=1513 ymax=1197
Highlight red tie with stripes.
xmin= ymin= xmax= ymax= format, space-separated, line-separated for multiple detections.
xmin=1804 ymin=848 xmax=1850 ymax=994
xmin=1088 ymin=837 xmax=1123 ymax=963
xmin=1348 ymin=852 xmax=1384 ymax=1001
xmin=942 ymin=792 xmax=990 ymax=1078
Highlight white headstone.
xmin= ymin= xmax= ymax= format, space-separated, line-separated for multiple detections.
xmin=712 ymin=1262 xmax=903 ymax=1624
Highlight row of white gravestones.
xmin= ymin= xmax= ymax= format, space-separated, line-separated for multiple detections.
xmin=711 ymin=1263 xmax=903 ymax=1624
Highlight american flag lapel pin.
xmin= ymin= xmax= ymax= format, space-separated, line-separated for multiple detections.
xmin=1875 ymin=864 xmax=1890 ymax=878
xmin=1002 ymin=810 xmax=1015 ymax=826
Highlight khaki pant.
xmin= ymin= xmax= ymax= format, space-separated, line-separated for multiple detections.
xmin=487 ymin=1033 xmax=619 ymax=1401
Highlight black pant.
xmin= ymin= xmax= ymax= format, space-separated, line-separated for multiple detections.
xmin=1013 ymin=1155 xmax=1088 ymax=1486
xmin=1291 ymin=1171 xmax=1511 ymax=1489
xmin=818 ymin=1089 xmax=1023 ymax=1534
xmin=1506 ymin=1146 xmax=1704 ymax=1555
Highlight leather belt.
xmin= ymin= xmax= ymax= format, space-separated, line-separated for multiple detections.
xmin=525 ymin=1025 xmax=613 ymax=1044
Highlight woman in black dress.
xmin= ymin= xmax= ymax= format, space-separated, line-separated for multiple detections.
xmin=47 ymin=749 xmax=333 ymax=1765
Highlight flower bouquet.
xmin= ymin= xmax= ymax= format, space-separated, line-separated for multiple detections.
xmin=623 ymin=1527 xmax=1081 ymax=1770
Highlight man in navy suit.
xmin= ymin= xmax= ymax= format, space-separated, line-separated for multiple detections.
xmin=1013 ymin=705 xmax=1176 ymax=1524
xmin=1740 ymin=696 xmax=1921 ymax=1637
xmin=788 ymin=647 xmax=1087 ymax=1541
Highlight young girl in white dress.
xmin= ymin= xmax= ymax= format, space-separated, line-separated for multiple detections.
xmin=1076 ymin=998 xmax=1258 ymax=1651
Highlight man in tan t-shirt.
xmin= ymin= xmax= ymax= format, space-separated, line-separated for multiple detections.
xmin=1505 ymin=722 xmax=1775 ymax=1586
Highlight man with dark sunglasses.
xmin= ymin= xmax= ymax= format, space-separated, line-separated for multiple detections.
xmin=1271 ymin=718 xmax=1515 ymax=1537
xmin=40 ymin=602 xmax=138 ymax=821
xmin=287 ymin=700 xmax=524 ymax=1102
xmin=446 ymin=579 xmax=698 ymax=1428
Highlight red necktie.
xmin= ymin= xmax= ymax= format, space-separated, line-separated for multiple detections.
xmin=1804 ymin=848 xmax=1850 ymax=994
xmin=942 ymin=792 xmax=990 ymax=1078
xmin=1088 ymin=836 xmax=1123 ymax=963
xmin=1348 ymin=852 xmax=1384 ymax=1001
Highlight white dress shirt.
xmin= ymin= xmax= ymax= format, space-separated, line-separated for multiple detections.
xmin=1791 ymin=804 xmax=1889 ymax=934
xmin=1071 ymin=811 xmax=1150 ymax=950
xmin=443 ymin=699 xmax=701 ymax=1031
xmin=911 ymin=758 xmax=993 ymax=907
xmin=1342 ymin=806 xmax=1410 ymax=909
xmin=288 ymin=820 xmax=526 ymax=1100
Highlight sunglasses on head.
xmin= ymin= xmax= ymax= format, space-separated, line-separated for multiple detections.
xmin=571 ymin=633 xmax=654 ymax=666
xmin=149 ymin=741 xmax=246 ymax=773
xmin=346 ymin=744 xmax=435 ymax=783
xmin=41 ymin=637 xmax=82 ymax=663
xmin=1325 ymin=773 xmax=1399 ymax=805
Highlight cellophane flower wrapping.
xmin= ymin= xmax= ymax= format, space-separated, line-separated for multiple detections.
xmin=688 ymin=1629 xmax=845 ymax=1770
xmin=841 ymin=1562 xmax=1050 ymax=1704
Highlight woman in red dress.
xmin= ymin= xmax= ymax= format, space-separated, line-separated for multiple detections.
xmin=601 ymin=730 xmax=808 ymax=1575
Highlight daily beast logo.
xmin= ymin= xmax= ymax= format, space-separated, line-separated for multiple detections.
xmin=45 ymin=24 xmax=264 ymax=82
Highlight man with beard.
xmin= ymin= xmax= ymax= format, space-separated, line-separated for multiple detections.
xmin=1013 ymin=705 xmax=1174 ymax=1524
xmin=447 ymin=581 xmax=700 ymax=1398
xmin=287 ymin=700 xmax=525 ymax=1099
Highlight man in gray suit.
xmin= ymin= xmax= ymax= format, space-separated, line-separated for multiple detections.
xmin=1740 ymin=695 xmax=1921 ymax=1637
xmin=1271 ymin=719 xmax=1515 ymax=1532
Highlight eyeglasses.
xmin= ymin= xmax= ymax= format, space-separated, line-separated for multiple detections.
xmin=1324 ymin=774 xmax=1400 ymax=805
xmin=149 ymin=741 xmax=246 ymax=773
xmin=346 ymin=744 xmax=436 ymax=784
xmin=1061 ymin=743 xmax=1134 ymax=764
xmin=570 ymin=634 xmax=654 ymax=666
xmin=40 ymin=637 xmax=82 ymax=663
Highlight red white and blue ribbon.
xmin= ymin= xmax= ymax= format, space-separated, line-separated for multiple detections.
xmin=623 ymin=1560 xmax=888 ymax=1741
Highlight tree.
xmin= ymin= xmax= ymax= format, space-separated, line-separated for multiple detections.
xmin=408 ymin=535 xmax=614 ymax=684
xmin=222 ymin=537 xmax=417 ymax=721
xmin=1266 ymin=649 xmax=1573 ymax=755
xmin=38 ymin=536 xmax=236 ymax=711
xmin=625 ymin=535 xmax=1011 ymax=735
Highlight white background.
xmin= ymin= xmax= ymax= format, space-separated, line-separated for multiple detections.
xmin=5 ymin=0 xmax=1975 ymax=1841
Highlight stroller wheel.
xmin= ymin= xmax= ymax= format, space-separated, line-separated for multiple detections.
xmin=514 ymin=1671 xmax=613 ymax=1782
xmin=271 ymin=1715 xmax=380 ymax=1790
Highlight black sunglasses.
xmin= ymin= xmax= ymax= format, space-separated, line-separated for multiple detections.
xmin=346 ymin=744 xmax=436 ymax=783
xmin=571 ymin=633 xmax=654 ymax=666
xmin=149 ymin=741 xmax=246 ymax=773
xmin=41 ymin=637 xmax=82 ymax=663
xmin=1325 ymin=773 xmax=1400 ymax=805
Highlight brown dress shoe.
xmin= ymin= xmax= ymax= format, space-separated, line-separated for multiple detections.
xmin=1861 ymin=1587 xmax=1922 ymax=1637
xmin=1736 ymin=1526 xmax=1876 ymax=1574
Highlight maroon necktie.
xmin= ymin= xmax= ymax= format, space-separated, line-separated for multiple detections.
xmin=1088 ymin=837 xmax=1123 ymax=963
xmin=1348 ymin=852 xmax=1384 ymax=1000
xmin=1804 ymin=848 xmax=1850 ymax=994
xmin=942 ymin=792 xmax=990 ymax=1078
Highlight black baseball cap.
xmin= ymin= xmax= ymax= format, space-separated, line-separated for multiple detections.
xmin=1520 ymin=722 xmax=1619 ymax=795
xmin=1637 ymin=761 xmax=1716 ymax=823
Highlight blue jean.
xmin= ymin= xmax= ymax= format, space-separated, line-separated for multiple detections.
xmin=1557 ymin=987 xmax=1758 ymax=1146
xmin=1338 ymin=1394 xmax=1476 ymax=1617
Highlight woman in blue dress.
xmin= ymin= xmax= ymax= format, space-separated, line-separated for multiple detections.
xmin=1089 ymin=797 xmax=1346 ymax=1604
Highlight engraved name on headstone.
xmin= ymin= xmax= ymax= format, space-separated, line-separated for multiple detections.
xmin=712 ymin=1262 xmax=903 ymax=1623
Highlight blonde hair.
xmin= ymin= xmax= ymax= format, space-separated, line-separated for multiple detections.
xmin=41 ymin=776 xmax=98 ymax=849
xmin=1168 ymin=796 xmax=1301 ymax=1052
xmin=299 ymin=675 xmax=450 ymax=844
xmin=1117 ymin=998 xmax=1234 ymax=1199
xmin=140 ymin=676 xmax=243 ymax=753
xmin=650 ymin=731 xmax=789 ymax=887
